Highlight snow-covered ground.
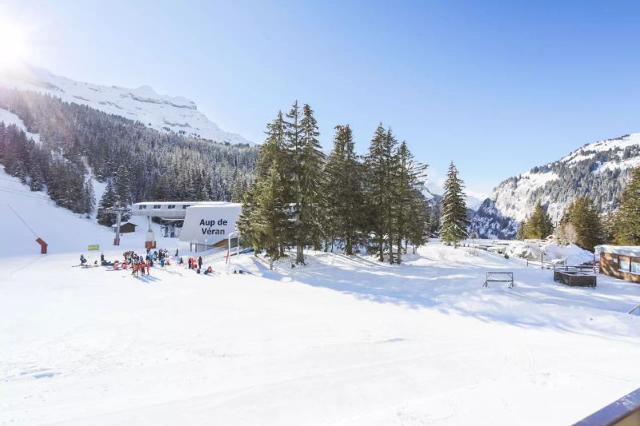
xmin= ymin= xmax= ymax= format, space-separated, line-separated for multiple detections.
xmin=3 ymin=165 xmax=640 ymax=425
xmin=2 ymin=240 xmax=640 ymax=425
xmin=0 ymin=107 xmax=40 ymax=143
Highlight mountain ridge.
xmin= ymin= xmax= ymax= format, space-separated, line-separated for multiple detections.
xmin=0 ymin=63 xmax=252 ymax=145
xmin=470 ymin=132 xmax=640 ymax=239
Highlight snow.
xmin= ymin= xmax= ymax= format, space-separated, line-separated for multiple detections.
xmin=596 ymin=245 xmax=640 ymax=257
xmin=0 ymin=64 xmax=252 ymax=145
xmin=595 ymin=156 xmax=640 ymax=174
xmin=0 ymin=166 xmax=172 ymax=257
xmin=492 ymin=171 xmax=559 ymax=222
xmin=2 ymin=175 xmax=640 ymax=425
xmin=475 ymin=133 xmax=640 ymax=235
xmin=560 ymin=133 xmax=640 ymax=164
xmin=2 ymin=242 xmax=640 ymax=425
xmin=0 ymin=107 xmax=40 ymax=143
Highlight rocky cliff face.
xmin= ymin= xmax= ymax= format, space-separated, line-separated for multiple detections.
xmin=470 ymin=133 xmax=640 ymax=239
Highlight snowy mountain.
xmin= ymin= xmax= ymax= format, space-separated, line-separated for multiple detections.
xmin=470 ymin=133 xmax=640 ymax=239
xmin=423 ymin=175 xmax=485 ymax=210
xmin=0 ymin=64 xmax=252 ymax=145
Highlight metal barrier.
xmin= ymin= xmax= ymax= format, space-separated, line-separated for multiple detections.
xmin=483 ymin=272 xmax=514 ymax=288
xmin=573 ymin=387 xmax=640 ymax=426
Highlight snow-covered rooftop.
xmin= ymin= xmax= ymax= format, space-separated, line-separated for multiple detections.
xmin=595 ymin=245 xmax=640 ymax=257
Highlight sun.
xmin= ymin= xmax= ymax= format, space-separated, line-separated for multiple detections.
xmin=0 ymin=19 xmax=31 ymax=71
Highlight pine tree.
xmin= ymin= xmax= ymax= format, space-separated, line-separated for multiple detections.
xmin=393 ymin=141 xmax=428 ymax=262
xmin=614 ymin=167 xmax=640 ymax=245
xmin=298 ymin=104 xmax=325 ymax=254
xmin=83 ymin=178 xmax=96 ymax=216
xmin=323 ymin=125 xmax=364 ymax=255
xmin=97 ymin=179 xmax=118 ymax=226
xmin=516 ymin=221 xmax=527 ymax=240
xmin=405 ymin=188 xmax=430 ymax=254
xmin=561 ymin=197 xmax=603 ymax=251
xmin=238 ymin=112 xmax=289 ymax=257
xmin=114 ymin=165 xmax=132 ymax=206
xmin=364 ymin=125 xmax=399 ymax=262
xmin=523 ymin=201 xmax=554 ymax=239
xmin=440 ymin=162 xmax=469 ymax=246
xmin=284 ymin=101 xmax=306 ymax=263
xmin=252 ymin=165 xmax=289 ymax=269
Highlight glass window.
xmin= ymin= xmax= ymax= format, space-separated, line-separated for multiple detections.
xmin=182 ymin=205 xmax=190 ymax=209
xmin=139 ymin=205 xmax=146 ymax=210
xmin=168 ymin=205 xmax=176 ymax=209
xmin=632 ymin=261 xmax=640 ymax=275
xmin=153 ymin=204 xmax=161 ymax=209
xmin=620 ymin=256 xmax=630 ymax=272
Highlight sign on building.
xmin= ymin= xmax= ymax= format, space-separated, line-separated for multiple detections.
xmin=179 ymin=203 xmax=241 ymax=247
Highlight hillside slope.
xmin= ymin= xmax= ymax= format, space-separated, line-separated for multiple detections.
xmin=471 ymin=133 xmax=640 ymax=238
xmin=0 ymin=166 xmax=115 ymax=257
xmin=0 ymin=64 xmax=252 ymax=144
xmin=2 ymin=243 xmax=640 ymax=425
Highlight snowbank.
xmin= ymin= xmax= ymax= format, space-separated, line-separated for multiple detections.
xmin=504 ymin=240 xmax=594 ymax=265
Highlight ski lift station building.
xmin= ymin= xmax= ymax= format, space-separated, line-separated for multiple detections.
xmin=131 ymin=201 xmax=242 ymax=251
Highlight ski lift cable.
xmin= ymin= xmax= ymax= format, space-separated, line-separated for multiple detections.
xmin=6 ymin=202 xmax=39 ymax=238
xmin=0 ymin=187 xmax=51 ymax=201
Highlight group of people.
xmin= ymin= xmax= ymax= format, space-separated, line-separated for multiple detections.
xmin=182 ymin=255 xmax=214 ymax=275
xmin=80 ymin=248 xmax=216 ymax=277
xmin=187 ymin=256 xmax=203 ymax=271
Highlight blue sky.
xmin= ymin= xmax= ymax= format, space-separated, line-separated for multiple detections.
xmin=4 ymin=0 xmax=640 ymax=194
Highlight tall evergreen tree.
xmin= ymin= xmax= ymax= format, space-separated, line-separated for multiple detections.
xmin=83 ymin=178 xmax=96 ymax=216
xmin=323 ymin=125 xmax=364 ymax=255
xmin=440 ymin=162 xmax=469 ymax=246
xmin=364 ymin=125 xmax=399 ymax=262
xmin=97 ymin=179 xmax=118 ymax=226
xmin=238 ymin=112 xmax=289 ymax=258
xmin=298 ymin=104 xmax=325 ymax=255
xmin=393 ymin=141 xmax=428 ymax=262
xmin=523 ymin=201 xmax=554 ymax=239
xmin=114 ymin=164 xmax=132 ymax=206
xmin=252 ymin=165 xmax=289 ymax=269
xmin=560 ymin=197 xmax=603 ymax=251
xmin=405 ymin=188 xmax=430 ymax=254
xmin=614 ymin=167 xmax=640 ymax=245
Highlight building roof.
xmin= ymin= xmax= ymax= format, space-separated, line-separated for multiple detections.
xmin=595 ymin=245 xmax=640 ymax=257
xmin=111 ymin=222 xmax=137 ymax=228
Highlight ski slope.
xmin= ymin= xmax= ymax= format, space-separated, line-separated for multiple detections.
xmin=2 ymin=167 xmax=640 ymax=425
xmin=2 ymin=238 xmax=640 ymax=425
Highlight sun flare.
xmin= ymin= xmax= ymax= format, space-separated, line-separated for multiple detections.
xmin=0 ymin=19 xmax=31 ymax=70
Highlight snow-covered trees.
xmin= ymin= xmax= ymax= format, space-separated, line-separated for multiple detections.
xmin=0 ymin=86 xmax=259 ymax=223
xmin=97 ymin=180 xmax=118 ymax=226
xmin=440 ymin=162 xmax=469 ymax=246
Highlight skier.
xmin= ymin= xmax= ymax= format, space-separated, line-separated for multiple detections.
xmin=80 ymin=254 xmax=87 ymax=266
xmin=198 ymin=256 xmax=203 ymax=270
